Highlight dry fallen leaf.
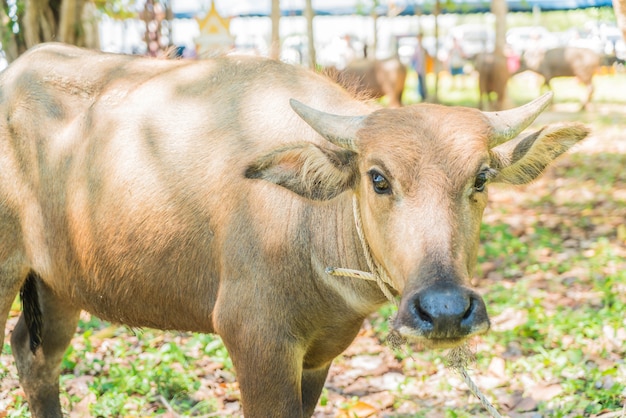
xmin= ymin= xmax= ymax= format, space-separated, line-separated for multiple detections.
xmin=530 ymin=383 xmax=563 ymax=401
xmin=487 ymin=357 xmax=506 ymax=379
xmin=337 ymin=400 xmax=379 ymax=418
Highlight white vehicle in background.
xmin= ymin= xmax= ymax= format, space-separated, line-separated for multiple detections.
xmin=506 ymin=26 xmax=561 ymax=56
xmin=447 ymin=23 xmax=495 ymax=59
xmin=573 ymin=22 xmax=626 ymax=64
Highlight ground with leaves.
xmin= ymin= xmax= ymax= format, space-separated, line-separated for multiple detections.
xmin=1 ymin=100 xmax=625 ymax=417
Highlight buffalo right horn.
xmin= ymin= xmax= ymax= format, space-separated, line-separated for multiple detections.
xmin=290 ymin=99 xmax=366 ymax=152
xmin=483 ymin=92 xmax=553 ymax=148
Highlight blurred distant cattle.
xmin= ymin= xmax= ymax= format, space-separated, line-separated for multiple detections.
xmin=474 ymin=52 xmax=511 ymax=110
xmin=328 ymin=57 xmax=407 ymax=107
xmin=519 ymin=46 xmax=601 ymax=110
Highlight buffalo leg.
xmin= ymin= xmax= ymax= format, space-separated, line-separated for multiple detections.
xmin=11 ymin=275 xmax=80 ymax=418
xmin=0 ymin=212 xmax=29 ymax=351
xmin=582 ymin=82 xmax=594 ymax=111
xmin=224 ymin=340 xmax=305 ymax=417
xmin=301 ymin=364 xmax=331 ymax=417
xmin=0 ymin=263 xmax=27 ymax=349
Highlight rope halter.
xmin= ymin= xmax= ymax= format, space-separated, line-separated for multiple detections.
xmin=325 ymin=195 xmax=398 ymax=304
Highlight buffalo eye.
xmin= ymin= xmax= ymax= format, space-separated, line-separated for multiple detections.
xmin=369 ymin=170 xmax=391 ymax=194
xmin=474 ymin=171 xmax=488 ymax=192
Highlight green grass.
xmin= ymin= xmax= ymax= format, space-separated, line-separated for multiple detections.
xmin=477 ymin=258 xmax=626 ymax=416
xmin=2 ymin=306 xmax=232 ymax=417
xmin=62 ymin=327 xmax=229 ymax=416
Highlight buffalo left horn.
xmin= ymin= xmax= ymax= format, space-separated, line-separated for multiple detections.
xmin=483 ymin=92 xmax=553 ymax=148
xmin=290 ymin=99 xmax=366 ymax=151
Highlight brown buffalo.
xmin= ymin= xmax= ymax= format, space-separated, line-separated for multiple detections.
xmin=0 ymin=43 xmax=588 ymax=417
xmin=519 ymin=46 xmax=601 ymax=110
xmin=475 ymin=52 xmax=511 ymax=110
xmin=328 ymin=56 xmax=407 ymax=107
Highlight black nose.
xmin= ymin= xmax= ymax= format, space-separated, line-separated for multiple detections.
xmin=410 ymin=283 xmax=489 ymax=339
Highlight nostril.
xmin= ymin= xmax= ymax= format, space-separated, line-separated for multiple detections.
xmin=462 ymin=297 xmax=476 ymax=321
xmin=416 ymin=303 xmax=433 ymax=324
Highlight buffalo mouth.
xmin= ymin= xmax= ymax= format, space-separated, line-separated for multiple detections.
xmin=393 ymin=282 xmax=490 ymax=348
xmin=392 ymin=328 xmax=487 ymax=350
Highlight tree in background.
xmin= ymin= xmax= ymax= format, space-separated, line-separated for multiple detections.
xmin=491 ymin=0 xmax=510 ymax=109
xmin=614 ymin=0 xmax=626 ymax=42
xmin=0 ymin=0 xmax=172 ymax=63
xmin=0 ymin=0 xmax=26 ymax=61
xmin=0 ymin=0 xmax=101 ymax=63
xmin=270 ymin=0 xmax=280 ymax=59
xmin=304 ymin=0 xmax=316 ymax=67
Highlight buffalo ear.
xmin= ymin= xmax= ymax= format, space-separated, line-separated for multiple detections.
xmin=245 ymin=143 xmax=357 ymax=201
xmin=490 ymin=123 xmax=589 ymax=185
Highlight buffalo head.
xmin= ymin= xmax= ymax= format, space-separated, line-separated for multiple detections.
xmin=247 ymin=92 xmax=588 ymax=348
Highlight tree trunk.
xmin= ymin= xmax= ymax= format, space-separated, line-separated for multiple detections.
xmin=433 ymin=0 xmax=440 ymax=103
xmin=59 ymin=0 xmax=78 ymax=44
xmin=371 ymin=13 xmax=378 ymax=58
xmin=492 ymin=0 xmax=507 ymax=56
xmin=0 ymin=1 xmax=28 ymax=62
xmin=23 ymin=0 xmax=56 ymax=46
xmin=305 ymin=0 xmax=315 ymax=68
xmin=614 ymin=0 xmax=626 ymax=42
xmin=3 ymin=0 xmax=99 ymax=64
xmin=80 ymin=1 xmax=100 ymax=49
xmin=491 ymin=0 xmax=510 ymax=109
xmin=270 ymin=0 xmax=280 ymax=59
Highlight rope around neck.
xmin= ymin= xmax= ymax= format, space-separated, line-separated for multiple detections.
xmin=326 ymin=194 xmax=504 ymax=418
xmin=326 ymin=195 xmax=397 ymax=302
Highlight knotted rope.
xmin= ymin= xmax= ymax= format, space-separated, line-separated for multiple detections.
xmin=326 ymin=194 xmax=503 ymax=418
xmin=325 ymin=195 xmax=396 ymax=303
